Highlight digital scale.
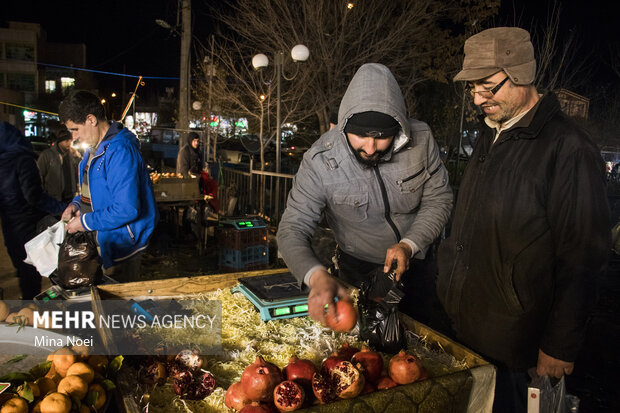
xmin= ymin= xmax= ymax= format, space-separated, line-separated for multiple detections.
xmin=34 ymin=274 xmax=118 ymax=302
xmin=233 ymin=272 xmax=309 ymax=321
xmin=219 ymin=217 xmax=267 ymax=231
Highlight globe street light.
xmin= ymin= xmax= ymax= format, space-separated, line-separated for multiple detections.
xmin=252 ymin=44 xmax=309 ymax=174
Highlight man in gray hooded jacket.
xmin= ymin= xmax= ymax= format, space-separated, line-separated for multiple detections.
xmin=277 ymin=63 xmax=453 ymax=326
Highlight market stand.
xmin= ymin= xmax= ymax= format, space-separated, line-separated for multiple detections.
xmin=152 ymin=176 xmax=217 ymax=253
xmin=90 ymin=268 xmax=496 ymax=413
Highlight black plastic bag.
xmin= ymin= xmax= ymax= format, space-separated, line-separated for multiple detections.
xmin=57 ymin=232 xmax=102 ymax=289
xmin=358 ymin=269 xmax=407 ymax=354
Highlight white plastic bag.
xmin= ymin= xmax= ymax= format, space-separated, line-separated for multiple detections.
xmin=23 ymin=220 xmax=65 ymax=277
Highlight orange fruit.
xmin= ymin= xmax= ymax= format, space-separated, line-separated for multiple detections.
xmin=51 ymin=348 xmax=77 ymax=377
xmin=87 ymin=383 xmax=106 ymax=410
xmin=57 ymin=375 xmax=88 ymax=400
xmin=17 ymin=308 xmax=34 ymax=326
xmin=0 ymin=301 xmax=9 ymax=321
xmin=0 ymin=396 xmax=28 ymax=413
xmin=31 ymin=400 xmax=42 ymax=413
xmin=35 ymin=377 xmax=57 ymax=396
xmin=17 ymin=381 xmax=39 ymax=399
xmin=4 ymin=313 xmax=19 ymax=324
xmin=86 ymin=355 xmax=108 ymax=375
xmin=44 ymin=363 xmax=62 ymax=384
xmin=65 ymin=363 xmax=94 ymax=384
xmin=39 ymin=392 xmax=71 ymax=413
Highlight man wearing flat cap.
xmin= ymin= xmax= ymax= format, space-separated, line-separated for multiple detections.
xmin=437 ymin=27 xmax=610 ymax=411
xmin=278 ymin=63 xmax=453 ymax=328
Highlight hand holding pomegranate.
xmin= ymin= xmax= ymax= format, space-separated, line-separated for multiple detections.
xmin=307 ymin=269 xmax=349 ymax=326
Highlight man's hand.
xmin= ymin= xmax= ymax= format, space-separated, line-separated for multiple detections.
xmin=536 ymin=349 xmax=574 ymax=378
xmin=383 ymin=242 xmax=413 ymax=281
xmin=307 ymin=269 xmax=349 ymax=326
xmin=61 ymin=204 xmax=79 ymax=222
xmin=66 ymin=216 xmax=86 ymax=233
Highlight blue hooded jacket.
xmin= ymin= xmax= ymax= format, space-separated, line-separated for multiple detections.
xmin=0 ymin=122 xmax=65 ymax=243
xmin=71 ymin=123 xmax=158 ymax=268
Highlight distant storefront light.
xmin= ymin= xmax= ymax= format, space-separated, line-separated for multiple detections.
xmin=60 ymin=77 xmax=75 ymax=90
xmin=45 ymin=80 xmax=56 ymax=93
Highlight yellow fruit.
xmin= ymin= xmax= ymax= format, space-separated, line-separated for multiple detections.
xmin=0 ymin=301 xmax=9 ymax=321
xmin=51 ymin=348 xmax=77 ymax=377
xmin=17 ymin=381 xmax=39 ymax=399
xmin=87 ymin=383 xmax=106 ymax=410
xmin=0 ymin=397 xmax=28 ymax=413
xmin=35 ymin=377 xmax=57 ymax=396
xmin=78 ymin=405 xmax=90 ymax=413
xmin=65 ymin=363 xmax=94 ymax=384
xmin=39 ymin=392 xmax=71 ymax=413
xmin=86 ymin=355 xmax=108 ymax=375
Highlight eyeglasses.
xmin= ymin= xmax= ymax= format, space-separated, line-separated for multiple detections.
xmin=467 ymin=76 xmax=509 ymax=98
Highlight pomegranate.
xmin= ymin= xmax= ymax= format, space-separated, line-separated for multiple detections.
xmin=329 ymin=361 xmax=365 ymax=399
xmin=351 ymin=346 xmax=384 ymax=383
xmin=139 ymin=361 xmax=167 ymax=385
xmin=173 ymin=370 xmax=216 ymax=400
xmin=175 ymin=349 xmax=203 ymax=371
xmin=225 ymin=381 xmax=252 ymax=411
xmin=241 ymin=356 xmax=283 ymax=402
xmin=273 ymin=380 xmax=305 ymax=412
xmin=282 ymin=356 xmax=316 ymax=392
xmin=239 ymin=402 xmax=276 ymax=413
xmin=311 ymin=372 xmax=337 ymax=404
xmin=376 ymin=375 xmax=398 ymax=390
xmin=388 ymin=350 xmax=427 ymax=384
xmin=337 ymin=342 xmax=360 ymax=361
xmin=320 ymin=352 xmax=346 ymax=375
xmin=361 ymin=380 xmax=376 ymax=395
xmin=325 ymin=299 xmax=357 ymax=332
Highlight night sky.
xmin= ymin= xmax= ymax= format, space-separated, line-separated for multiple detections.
xmin=3 ymin=0 xmax=618 ymax=94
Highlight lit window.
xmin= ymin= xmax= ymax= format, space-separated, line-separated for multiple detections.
xmin=60 ymin=77 xmax=75 ymax=90
xmin=45 ymin=80 xmax=56 ymax=93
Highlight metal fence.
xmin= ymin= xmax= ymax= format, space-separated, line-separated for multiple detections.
xmin=217 ymin=160 xmax=295 ymax=227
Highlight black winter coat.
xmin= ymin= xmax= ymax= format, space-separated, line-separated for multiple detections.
xmin=437 ymin=94 xmax=610 ymax=369
xmin=0 ymin=122 xmax=65 ymax=247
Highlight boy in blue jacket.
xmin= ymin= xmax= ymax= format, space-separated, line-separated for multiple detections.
xmin=60 ymin=90 xmax=158 ymax=282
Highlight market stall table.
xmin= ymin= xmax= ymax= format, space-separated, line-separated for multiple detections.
xmin=90 ymin=268 xmax=496 ymax=413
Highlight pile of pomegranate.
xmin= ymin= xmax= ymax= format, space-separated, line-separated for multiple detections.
xmin=225 ymin=344 xmax=429 ymax=412
xmin=138 ymin=349 xmax=216 ymax=400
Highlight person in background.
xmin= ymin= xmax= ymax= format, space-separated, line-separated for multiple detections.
xmin=37 ymin=128 xmax=80 ymax=203
xmin=176 ymin=131 xmax=201 ymax=177
xmin=0 ymin=122 xmax=66 ymax=299
xmin=277 ymin=63 xmax=452 ymax=327
xmin=59 ymin=90 xmax=158 ymax=283
xmin=438 ymin=27 xmax=611 ymax=412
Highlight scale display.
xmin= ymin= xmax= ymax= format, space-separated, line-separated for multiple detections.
xmin=219 ymin=217 xmax=267 ymax=230
xmin=234 ymin=272 xmax=309 ymax=321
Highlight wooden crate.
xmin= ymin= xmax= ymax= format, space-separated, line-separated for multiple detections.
xmin=90 ymin=268 xmax=495 ymax=413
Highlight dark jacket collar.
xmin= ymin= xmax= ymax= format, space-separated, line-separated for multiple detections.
xmin=497 ymin=93 xmax=561 ymax=141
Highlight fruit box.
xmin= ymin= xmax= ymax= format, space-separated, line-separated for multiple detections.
xmin=90 ymin=268 xmax=495 ymax=413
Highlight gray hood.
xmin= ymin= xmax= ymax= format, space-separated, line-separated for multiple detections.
xmin=337 ymin=63 xmax=410 ymax=153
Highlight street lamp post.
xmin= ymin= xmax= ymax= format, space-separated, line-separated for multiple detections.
xmin=251 ymin=44 xmax=309 ymax=174
xmin=251 ymin=45 xmax=309 ymax=221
